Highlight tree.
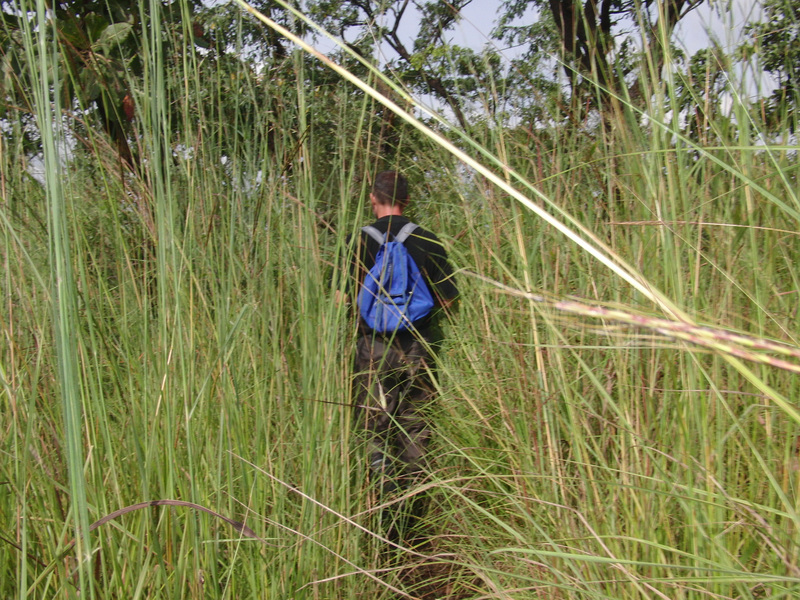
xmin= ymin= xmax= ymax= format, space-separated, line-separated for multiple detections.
xmin=296 ymin=0 xmax=709 ymax=131
xmin=672 ymin=45 xmax=732 ymax=145
xmin=308 ymin=0 xmax=491 ymax=129
xmin=494 ymin=0 xmax=706 ymax=118
xmin=745 ymin=0 xmax=799 ymax=130
xmin=0 ymin=0 xmax=273 ymax=166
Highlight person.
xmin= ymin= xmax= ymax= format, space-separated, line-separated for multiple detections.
xmin=347 ymin=171 xmax=458 ymax=525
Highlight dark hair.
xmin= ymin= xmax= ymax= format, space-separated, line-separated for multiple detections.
xmin=371 ymin=171 xmax=408 ymax=206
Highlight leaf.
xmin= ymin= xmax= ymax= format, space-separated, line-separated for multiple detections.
xmin=0 ymin=11 xmax=21 ymax=32
xmin=58 ymin=17 xmax=91 ymax=50
xmin=93 ymin=22 xmax=133 ymax=52
xmin=85 ymin=13 xmax=111 ymax=45
xmin=79 ymin=69 xmax=102 ymax=102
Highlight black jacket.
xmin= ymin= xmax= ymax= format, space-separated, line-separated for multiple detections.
xmin=349 ymin=215 xmax=458 ymax=335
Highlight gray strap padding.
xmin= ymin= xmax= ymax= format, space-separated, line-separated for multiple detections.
xmin=394 ymin=222 xmax=419 ymax=244
xmin=361 ymin=225 xmax=385 ymax=244
xmin=361 ymin=222 xmax=419 ymax=245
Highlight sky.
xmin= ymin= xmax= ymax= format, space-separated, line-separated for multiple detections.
xmin=443 ymin=0 xmax=762 ymax=58
xmin=224 ymin=1 xmax=774 ymax=102
xmin=377 ymin=0 xmax=774 ymax=104
xmin=673 ymin=0 xmax=763 ymax=54
xmin=216 ymin=0 xmax=766 ymax=59
xmin=287 ymin=1 xmax=768 ymax=70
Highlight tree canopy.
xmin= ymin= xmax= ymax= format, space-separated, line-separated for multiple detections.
xmin=745 ymin=0 xmax=799 ymax=129
xmin=1 ymin=0 xmax=794 ymax=166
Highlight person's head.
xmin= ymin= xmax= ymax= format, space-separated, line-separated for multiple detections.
xmin=370 ymin=171 xmax=408 ymax=211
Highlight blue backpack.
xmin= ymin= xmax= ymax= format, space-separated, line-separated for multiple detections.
xmin=358 ymin=222 xmax=435 ymax=333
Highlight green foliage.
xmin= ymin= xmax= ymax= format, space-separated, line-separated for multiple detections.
xmin=745 ymin=0 xmax=800 ymax=130
xmin=671 ymin=46 xmax=733 ymax=144
xmin=494 ymin=0 xmax=706 ymax=118
xmin=307 ymin=0 xmax=478 ymax=128
xmin=0 ymin=0 xmax=262 ymax=164
xmin=2 ymin=1 xmax=800 ymax=598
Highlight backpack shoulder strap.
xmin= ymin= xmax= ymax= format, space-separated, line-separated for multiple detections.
xmin=394 ymin=222 xmax=419 ymax=244
xmin=361 ymin=225 xmax=386 ymax=245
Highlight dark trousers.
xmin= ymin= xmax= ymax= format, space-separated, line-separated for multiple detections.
xmin=353 ymin=333 xmax=433 ymax=490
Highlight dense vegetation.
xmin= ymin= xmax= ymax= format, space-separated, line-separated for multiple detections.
xmin=2 ymin=0 xmax=799 ymax=598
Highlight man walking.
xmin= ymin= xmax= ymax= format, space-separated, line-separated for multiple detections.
xmin=349 ymin=171 xmax=458 ymax=513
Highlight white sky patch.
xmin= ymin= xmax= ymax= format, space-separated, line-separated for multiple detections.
xmin=674 ymin=0 xmax=763 ymax=55
xmin=382 ymin=0 xmax=763 ymax=63
xmin=238 ymin=0 xmax=768 ymax=67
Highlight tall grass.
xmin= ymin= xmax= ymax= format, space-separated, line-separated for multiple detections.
xmin=1 ymin=0 xmax=799 ymax=598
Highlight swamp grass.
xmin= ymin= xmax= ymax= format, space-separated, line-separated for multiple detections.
xmin=2 ymin=0 xmax=800 ymax=597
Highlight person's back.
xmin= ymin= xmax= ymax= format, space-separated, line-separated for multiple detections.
xmin=348 ymin=171 xmax=458 ymax=543
xmin=352 ymin=213 xmax=457 ymax=337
